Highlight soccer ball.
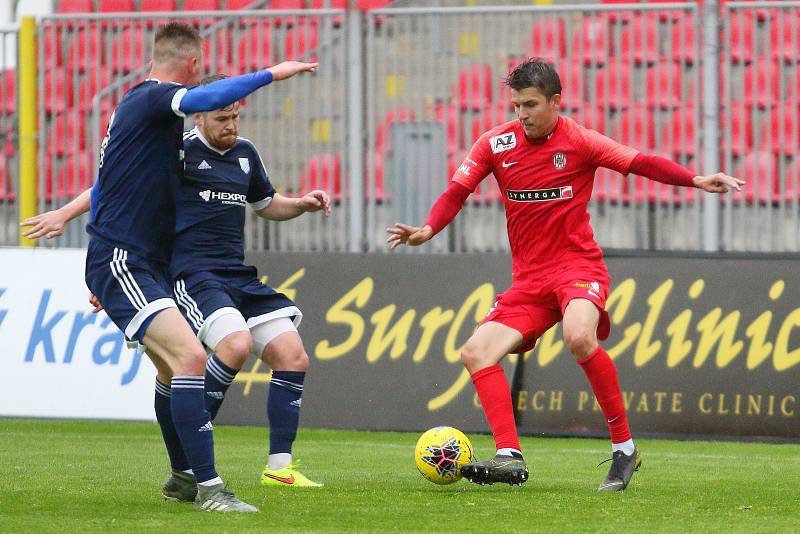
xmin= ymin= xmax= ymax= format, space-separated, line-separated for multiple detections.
xmin=414 ymin=426 xmax=475 ymax=485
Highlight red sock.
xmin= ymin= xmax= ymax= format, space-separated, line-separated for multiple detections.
xmin=471 ymin=364 xmax=521 ymax=451
xmin=577 ymin=346 xmax=632 ymax=444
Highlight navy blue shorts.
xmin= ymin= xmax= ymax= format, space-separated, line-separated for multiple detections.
xmin=173 ymin=269 xmax=302 ymax=339
xmin=85 ymin=238 xmax=177 ymax=342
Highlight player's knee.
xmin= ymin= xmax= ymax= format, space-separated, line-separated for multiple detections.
xmin=263 ymin=338 xmax=309 ymax=372
xmin=217 ymin=332 xmax=252 ymax=369
xmin=172 ymin=343 xmax=208 ymax=375
xmin=563 ymin=327 xmax=597 ymax=359
xmin=460 ymin=340 xmax=492 ymax=371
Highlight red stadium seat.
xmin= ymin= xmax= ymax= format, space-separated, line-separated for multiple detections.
xmin=529 ymin=17 xmax=566 ymax=63
xmin=783 ymin=159 xmax=800 ymax=201
xmin=97 ymin=0 xmax=135 ymax=12
xmin=77 ymin=70 xmax=113 ymax=113
xmin=743 ymin=58 xmax=780 ymax=109
xmin=55 ymin=151 xmax=92 ymax=201
xmin=593 ymin=64 xmax=632 ymax=111
xmin=599 ymin=0 xmax=635 ymax=24
xmin=732 ymin=151 xmax=776 ymax=203
xmin=42 ymin=28 xmax=63 ymax=67
xmin=268 ymin=0 xmax=305 ymax=27
xmin=719 ymin=105 xmax=754 ymax=158
xmin=646 ymin=62 xmax=684 ymax=110
xmin=593 ymin=167 xmax=625 ymax=204
xmin=109 ymin=28 xmax=145 ymax=74
xmin=670 ymin=18 xmax=696 ymax=64
xmin=141 ymin=0 xmax=177 ymax=10
xmin=48 ymin=113 xmax=86 ymax=158
xmin=728 ymin=12 xmax=755 ymax=64
xmin=572 ymin=14 xmax=610 ymax=66
xmin=357 ymin=0 xmax=391 ymax=8
xmin=645 ymin=0 xmax=685 ymax=23
xmin=659 ymin=107 xmax=697 ymax=159
xmin=67 ymin=27 xmax=103 ymax=73
xmin=237 ymin=25 xmax=273 ymax=70
xmin=434 ymin=102 xmax=462 ymax=154
xmin=184 ymin=0 xmax=221 ymax=27
xmin=455 ymin=64 xmax=493 ymax=112
xmin=618 ymin=13 xmax=658 ymax=65
xmin=769 ymin=15 xmax=800 ymax=63
xmin=370 ymin=150 xmax=386 ymax=201
xmin=299 ymin=153 xmax=342 ymax=201
xmin=58 ymin=0 xmax=94 ymax=12
xmin=570 ymin=103 xmax=607 ymax=134
xmin=1 ymin=69 xmax=15 ymax=115
xmin=557 ymin=58 xmax=585 ymax=111
xmin=0 ymin=156 xmax=12 ymax=202
xmin=44 ymin=71 xmax=72 ymax=115
xmin=284 ymin=21 xmax=319 ymax=61
xmin=204 ymin=29 xmax=233 ymax=72
xmin=761 ymin=105 xmax=799 ymax=155
xmin=470 ymin=104 xmax=510 ymax=146
xmin=611 ymin=106 xmax=654 ymax=151
xmin=375 ymin=107 xmax=416 ymax=153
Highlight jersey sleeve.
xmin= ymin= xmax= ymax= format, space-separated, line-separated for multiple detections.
xmin=147 ymin=82 xmax=190 ymax=118
xmin=452 ymin=134 xmax=493 ymax=190
xmin=245 ymin=144 xmax=276 ymax=211
xmin=573 ymin=124 xmax=639 ymax=174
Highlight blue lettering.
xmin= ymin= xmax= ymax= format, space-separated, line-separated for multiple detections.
xmin=63 ymin=312 xmax=99 ymax=363
xmin=25 ymin=290 xmax=67 ymax=363
xmin=0 ymin=288 xmax=7 ymax=328
xmin=120 ymin=345 xmax=145 ymax=386
xmin=92 ymin=316 xmax=124 ymax=366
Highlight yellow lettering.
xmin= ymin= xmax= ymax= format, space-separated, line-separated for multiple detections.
xmin=781 ymin=395 xmax=795 ymax=416
xmin=516 ymin=389 xmax=528 ymax=411
xmin=532 ymin=390 xmax=545 ymax=412
xmin=768 ymin=395 xmax=776 ymax=416
xmin=699 ymin=393 xmax=712 ymax=414
xmin=671 ymin=392 xmax=683 ymax=413
xmin=605 ymin=279 xmax=640 ymax=359
xmin=653 ymin=391 xmax=667 ymax=412
xmin=367 ymin=305 xmax=416 ymax=362
xmin=623 ymin=391 xmax=635 ymax=410
xmin=773 ymin=308 xmax=800 ymax=371
xmin=636 ymin=393 xmax=649 ymax=413
xmin=666 ymin=310 xmax=693 ymax=367
xmin=549 ymin=390 xmax=563 ymax=411
xmin=694 ymin=308 xmax=743 ymax=368
xmin=717 ymin=393 xmax=729 ymax=415
xmin=734 ymin=393 xmax=742 ymax=415
xmin=536 ymin=325 xmax=564 ymax=367
xmin=412 ymin=307 xmax=455 ymax=362
xmin=273 ymin=268 xmax=306 ymax=302
xmin=634 ymin=280 xmax=673 ymax=367
xmin=747 ymin=394 xmax=761 ymax=416
xmin=746 ymin=312 xmax=774 ymax=370
xmin=428 ymin=368 xmax=471 ymax=411
xmin=444 ymin=283 xmax=495 ymax=363
xmin=577 ymin=390 xmax=590 ymax=411
xmin=315 ymin=278 xmax=372 ymax=360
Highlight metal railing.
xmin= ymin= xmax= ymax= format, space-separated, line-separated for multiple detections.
xmin=0 ymin=3 xmax=797 ymax=253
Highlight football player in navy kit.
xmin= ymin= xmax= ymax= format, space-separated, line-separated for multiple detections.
xmin=22 ymin=23 xmax=317 ymax=513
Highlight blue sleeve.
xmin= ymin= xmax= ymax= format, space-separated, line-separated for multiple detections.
xmin=245 ymin=144 xmax=276 ymax=210
xmin=175 ymin=70 xmax=274 ymax=115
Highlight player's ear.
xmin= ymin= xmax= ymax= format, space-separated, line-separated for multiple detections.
xmin=551 ymin=93 xmax=562 ymax=111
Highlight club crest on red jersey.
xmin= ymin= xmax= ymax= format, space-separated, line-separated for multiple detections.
xmin=553 ymin=152 xmax=567 ymax=170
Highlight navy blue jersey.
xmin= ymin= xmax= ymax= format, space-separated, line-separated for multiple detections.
xmin=171 ymin=127 xmax=275 ymax=279
xmin=87 ymin=79 xmax=189 ymax=264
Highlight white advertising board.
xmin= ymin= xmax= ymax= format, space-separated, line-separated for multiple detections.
xmin=0 ymin=248 xmax=155 ymax=420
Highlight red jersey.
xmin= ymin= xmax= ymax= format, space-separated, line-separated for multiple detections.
xmin=453 ymin=115 xmax=638 ymax=283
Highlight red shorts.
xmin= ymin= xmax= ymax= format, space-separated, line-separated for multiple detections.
xmin=481 ymin=263 xmax=611 ymax=353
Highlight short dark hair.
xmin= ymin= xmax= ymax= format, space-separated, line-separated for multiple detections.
xmin=153 ymin=22 xmax=202 ymax=63
xmin=505 ymin=58 xmax=562 ymax=100
xmin=200 ymin=73 xmax=227 ymax=85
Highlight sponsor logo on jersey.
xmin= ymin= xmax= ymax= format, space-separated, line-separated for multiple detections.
xmin=490 ymin=132 xmax=516 ymax=153
xmin=198 ymin=159 xmax=212 ymax=170
xmin=574 ymin=281 xmax=602 ymax=299
xmin=457 ymin=163 xmax=472 ymax=176
xmin=239 ymin=157 xmax=250 ymax=174
xmin=553 ymin=152 xmax=567 ymax=170
xmin=198 ymin=189 xmax=247 ymax=206
xmin=506 ymin=186 xmax=573 ymax=202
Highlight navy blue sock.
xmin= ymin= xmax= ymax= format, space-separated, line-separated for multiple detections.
xmin=170 ymin=376 xmax=219 ymax=484
xmin=204 ymin=354 xmax=238 ymax=421
xmin=268 ymin=371 xmax=305 ymax=454
xmin=154 ymin=379 xmax=190 ymax=472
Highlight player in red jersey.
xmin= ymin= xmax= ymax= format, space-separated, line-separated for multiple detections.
xmin=387 ymin=59 xmax=743 ymax=491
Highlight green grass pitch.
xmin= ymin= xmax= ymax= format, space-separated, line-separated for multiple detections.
xmin=2 ymin=419 xmax=799 ymax=533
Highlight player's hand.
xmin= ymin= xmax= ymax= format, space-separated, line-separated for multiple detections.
xmin=88 ymin=293 xmax=103 ymax=313
xmin=20 ymin=209 xmax=68 ymax=240
xmin=268 ymin=60 xmax=318 ymax=80
xmin=692 ymin=173 xmax=745 ymax=193
xmin=298 ymin=190 xmax=331 ymax=216
xmin=385 ymin=223 xmax=433 ymax=250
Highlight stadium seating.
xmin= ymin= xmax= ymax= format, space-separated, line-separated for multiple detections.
xmin=66 ymin=27 xmax=103 ymax=73
xmin=97 ymin=0 xmax=135 ymax=12
xmin=572 ymin=14 xmax=610 ymax=65
xmin=237 ymin=25 xmax=273 ymax=70
xmin=732 ymin=151 xmax=776 ymax=203
xmin=611 ymin=106 xmax=655 ymax=151
xmin=57 ymin=0 xmax=94 ymax=13
xmin=659 ymin=107 xmax=697 ymax=159
xmin=109 ymin=28 xmax=145 ymax=74
xmin=203 ymin=29 xmax=233 ymax=72
xmin=646 ymin=0 xmax=686 ymax=23
xmin=299 ymin=153 xmax=342 ymax=201
xmin=455 ymin=64 xmax=493 ymax=112
xmin=720 ymin=106 xmax=754 ymax=157
xmin=742 ymin=57 xmax=780 ymax=109
xmin=599 ymin=0 xmax=633 ymax=24
xmin=593 ymin=64 xmax=632 ymax=111
xmin=646 ymin=62 xmax=685 ymax=110
xmin=267 ymin=0 xmax=305 ymax=27
xmin=769 ymin=15 xmax=800 ymax=63
xmin=557 ymin=58 xmax=585 ymax=111
xmin=618 ymin=13 xmax=658 ymax=65
xmin=184 ymin=0 xmax=221 ymax=27
xmin=529 ymin=17 xmax=566 ymax=63
xmin=433 ymin=103 xmax=462 ymax=155
xmin=670 ymin=18 xmax=696 ymax=64
xmin=140 ymin=0 xmax=177 ymax=10
xmin=370 ymin=150 xmax=385 ymax=201
xmin=42 ymin=28 xmax=63 ymax=66
xmin=52 ymin=150 xmax=91 ymax=201
xmin=77 ymin=70 xmax=113 ymax=113
xmin=470 ymin=104 xmax=510 ymax=146
xmin=783 ymin=159 xmax=800 ymax=201
xmin=284 ymin=20 xmax=319 ymax=61
xmin=761 ymin=106 xmax=799 ymax=156
xmin=570 ymin=104 xmax=607 ymax=134
xmin=0 ymin=157 xmax=13 ymax=202
xmin=1 ymin=70 xmax=15 ymax=115
xmin=728 ymin=12 xmax=755 ymax=64
xmin=44 ymin=71 xmax=71 ymax=115
xmin=48 ymin=113 xmax=86 ymax=158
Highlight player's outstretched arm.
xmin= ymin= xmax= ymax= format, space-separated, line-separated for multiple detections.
xmin=627 ymin=153 xmax=744 ymax=193
xmin=256 ymin=190 xmax=331 ymax=221
xmin=179 ymin=60 xmax=318 ymax=114
xmin=20 ymin=187 xmax=91 ymax=240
